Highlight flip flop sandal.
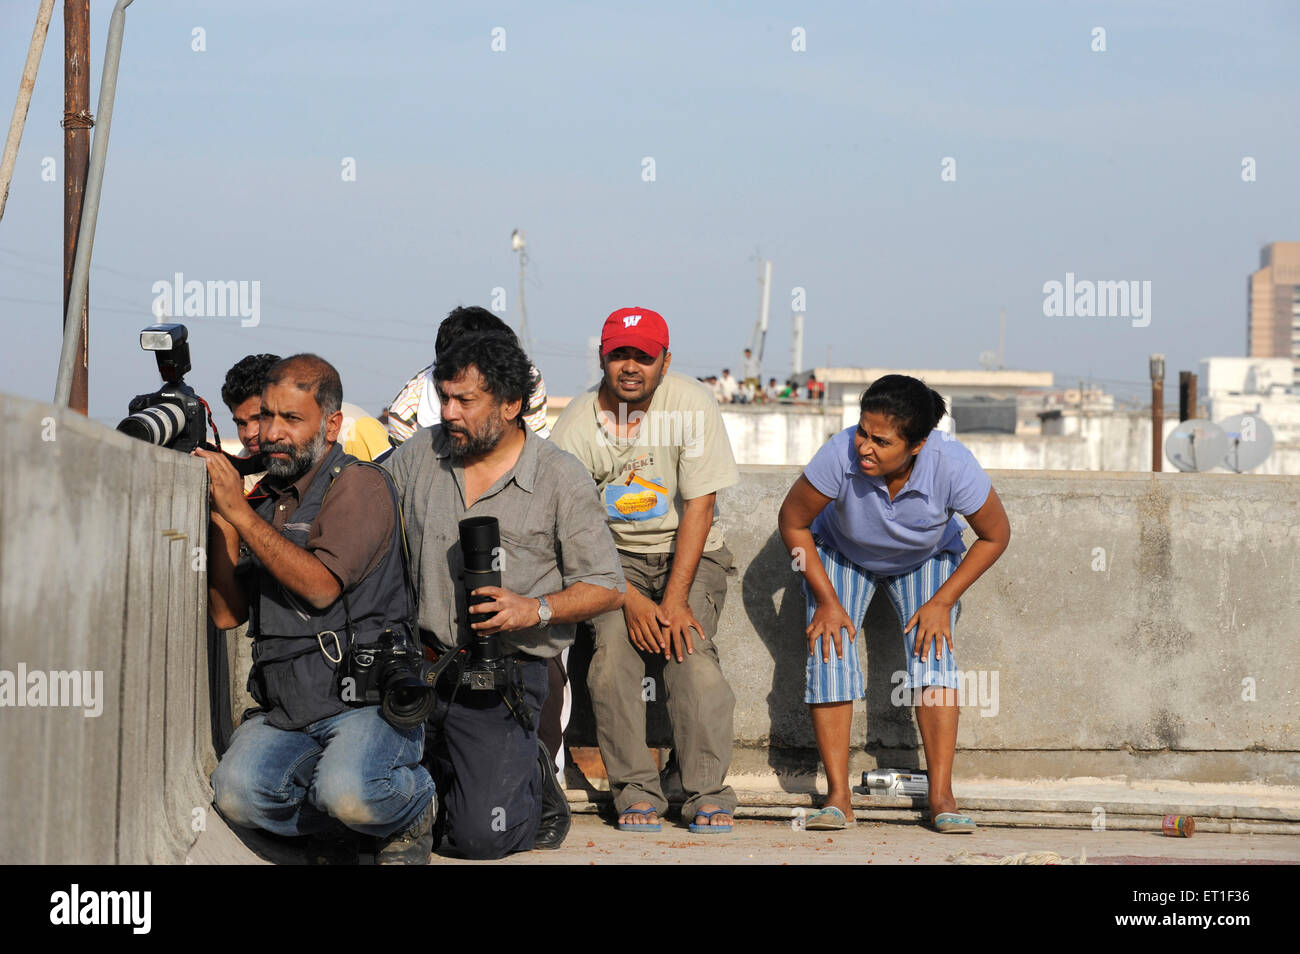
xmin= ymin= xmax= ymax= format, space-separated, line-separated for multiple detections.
xmin=804 ymin=806 xmax=856 ymax=831
xmin=688 ymin=809 xmax=734 ymax=833
xmin=616 ymin=807 xmax=662 ymax=832
xmin=932 ymin=812 xmax=977 ymax=833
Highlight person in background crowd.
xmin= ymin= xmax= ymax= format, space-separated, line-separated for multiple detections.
xmin=386 ymin=307 xmax=549 ymax=446
xmin=764 ymin=377 xmax=780 ymax=403
xmin=741 ymin=348 xmax=760 ymax=398
xmin=807 ymin=372 xmax=825 ymax=403
xmin=718 ymin=369 xmax=739 ymax=404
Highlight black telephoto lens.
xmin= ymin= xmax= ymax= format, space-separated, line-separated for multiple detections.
xmin=459 ymin=516 xmax=499 ymax=572
xmin=459 ymin=516 xmax=502 ymax=627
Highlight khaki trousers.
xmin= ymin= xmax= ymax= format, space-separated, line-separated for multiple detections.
xmin=587 ymin=546 xmax=737 ymax=818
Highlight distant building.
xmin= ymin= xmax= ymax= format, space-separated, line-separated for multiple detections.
xmin=1017 ymin=387 xmax=1115 ymax=435
xmin=1201 ymin=356 xmax=1300 ymax=445
xmin=814 ymin=367 xmax=1053 ymax=435
xmin=1247 ymin=242 xmax=1300 ymax=384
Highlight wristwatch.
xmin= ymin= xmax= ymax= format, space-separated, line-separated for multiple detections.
xmin=536 ymin=595 xmax=552 ymax=628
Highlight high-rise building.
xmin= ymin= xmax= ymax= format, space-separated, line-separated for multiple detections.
xmin=1248 ymin=242 xmax=1300 ymax=384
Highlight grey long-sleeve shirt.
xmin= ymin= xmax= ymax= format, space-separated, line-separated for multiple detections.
xmin=384 ymin=423 xmax=625 ymax=657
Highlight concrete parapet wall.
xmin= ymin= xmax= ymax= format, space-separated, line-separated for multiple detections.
xmin=0 ymin=394 xmax=214 ymax=863
xmin=570 ymin=465 xmax=1300 ymax=784
xmin=719 ymin=404 xmax=843 ymax=468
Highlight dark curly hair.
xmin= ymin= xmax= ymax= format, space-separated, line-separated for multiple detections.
xmin=221 ymin=353 xmax=281 ymax=410
xmin=435 ymin=306 xmax=517 ymax=358
xmin=859 ymin=374 xmax=947 ymax=446
xmin=433 ymin=332 xmax=532 ymax=429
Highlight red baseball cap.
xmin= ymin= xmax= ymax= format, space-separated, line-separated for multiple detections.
xmin=600 ymin=307 xmax=669 ymax=357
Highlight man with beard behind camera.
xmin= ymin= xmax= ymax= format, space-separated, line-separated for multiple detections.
xmin=195 ymin=354 xmax=436 ymax=865
xmin=385 ymin=331 xmax=625 ymax=859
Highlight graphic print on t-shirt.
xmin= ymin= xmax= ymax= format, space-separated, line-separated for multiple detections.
xmin=605 ymin=457 xmax=669 ymax=521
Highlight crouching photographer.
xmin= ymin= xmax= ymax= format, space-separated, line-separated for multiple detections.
xmin=385 ymin=330 xmax=625 ymax=859
xmin=196 ymin=354 xmax=436 ymax=865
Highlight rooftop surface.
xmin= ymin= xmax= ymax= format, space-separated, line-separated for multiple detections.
xmin=189 ymin=778 xmax=1300 ymax=865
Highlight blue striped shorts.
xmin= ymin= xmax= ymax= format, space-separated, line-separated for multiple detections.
xmin=802 ymin=539 xmax=962 ymax=704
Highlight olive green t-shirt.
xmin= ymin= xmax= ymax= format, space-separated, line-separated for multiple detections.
xmin=550 ymin=371 xmax=739 ymax=553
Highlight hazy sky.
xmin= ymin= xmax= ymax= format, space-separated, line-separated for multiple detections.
xmin=2 ymin=0 xmax=1297 ymax=427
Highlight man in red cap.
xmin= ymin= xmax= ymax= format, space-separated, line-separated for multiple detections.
xmin=551 ymin=307 xmax=740 ymax=834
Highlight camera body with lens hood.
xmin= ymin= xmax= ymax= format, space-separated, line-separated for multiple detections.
xmin=339 ymin=627 xmax=438 ymax=729
xmin=121 ymin=383 xmax=207 ymax=452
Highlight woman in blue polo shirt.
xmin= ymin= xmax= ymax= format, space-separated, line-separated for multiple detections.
xmin=778 ymin=375 xmax=1010 ymax=832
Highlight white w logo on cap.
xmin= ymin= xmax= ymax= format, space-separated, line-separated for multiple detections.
xmin=623 ymin=314 xmax=642 ymax=328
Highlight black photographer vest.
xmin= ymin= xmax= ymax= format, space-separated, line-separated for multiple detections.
xmin=246 ymin=442 xmax=415 ymax=730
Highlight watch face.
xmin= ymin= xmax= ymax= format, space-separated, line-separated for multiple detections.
xmin=538 ymin=598 xmax=552 ymax=624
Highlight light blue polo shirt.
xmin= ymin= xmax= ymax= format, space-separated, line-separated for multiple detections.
xmin=806 ymin=427 xmax=991 ymax=576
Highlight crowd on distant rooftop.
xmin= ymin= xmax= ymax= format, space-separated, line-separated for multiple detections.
xmin=697 ymin=348 xmax=827 ymax=405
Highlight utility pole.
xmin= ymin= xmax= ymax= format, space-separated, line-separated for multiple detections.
xmin=511 ymin=229 xmax=533 ymax=357
xmin=751 ymin=257 xmax=771 ymax=365
xmin=64 ymin=0 xmax=92 ymax=415
xmin=1178 ymin=371 xmax=1198 ymax=422
xmin=1149 ymin=354 xmax=1165 ymax=472
xmin=791 ymin=313 xmax=804 ymax=378
xmin=0 ymin=0 xmax=55 ymax=222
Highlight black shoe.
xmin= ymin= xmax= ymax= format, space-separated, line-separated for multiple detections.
xmin=533 ymin=740 xmax=571 ymax=850
xmin=305 ymin=829 xmax=361 ymax=865
xmin=376 ymin=796 xmax=436 ymax=865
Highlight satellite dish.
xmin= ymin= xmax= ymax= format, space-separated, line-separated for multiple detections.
xmin=1216 ymin=413 xmax=1274 ymax=473
xmin=1165 ymin=419 xmax=1228 ymax=473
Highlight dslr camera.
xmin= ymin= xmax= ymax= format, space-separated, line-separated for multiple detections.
xmin=339 ymin=627 xmax=437 ymax=729
xmin=117 ymin=323 xmax=209 ymax=453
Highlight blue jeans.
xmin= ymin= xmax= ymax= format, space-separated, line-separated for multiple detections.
xmin=212 ymin=707 xmax=434 ymax=839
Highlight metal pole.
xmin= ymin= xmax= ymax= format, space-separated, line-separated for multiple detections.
xmin=54 ymin=0 xmax=134 ymax=409
xmin=1178 ymin=371 xmax=1198 ymax=422
xmin=1149 ymin=354 xmax=1165 ymax=472
xmin=63 ymin=0 xmax=92 ymax=414
xmin=0 ymin=0 xmax=55 ymax=222
xmin=791 ymin=313 xmax=804 ymax=378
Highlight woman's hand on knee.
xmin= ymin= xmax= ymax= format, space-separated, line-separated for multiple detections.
xmin=806 ymin=602 xmax=856 ymax=662
xmin=906 ymin=597 xmax=955 ymax=662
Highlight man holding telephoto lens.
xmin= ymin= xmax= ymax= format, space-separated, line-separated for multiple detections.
xmin=385 ymin=329 xmax=625 ymax=860
xmin=196 ymin=354 xmax=436 ymax=865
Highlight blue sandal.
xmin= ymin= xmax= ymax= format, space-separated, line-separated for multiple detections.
xmin=932 ymin=812 xmax=977 ymax=833
xmin=617 ymin=807 xmax=662 ymax=832
xmin=689 ymin=809 xmax=734 ymax=833
xmin=804 ymin=806 xmax=855 ymax=831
